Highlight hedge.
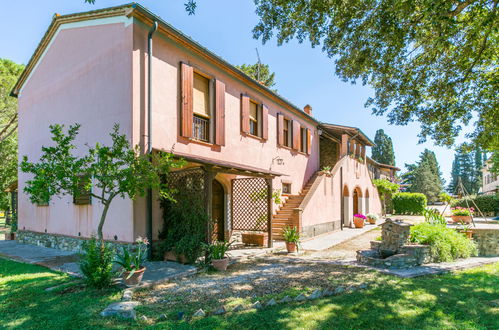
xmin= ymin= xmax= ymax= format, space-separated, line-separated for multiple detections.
xmin=392 ymin=192 xmax=427 ymax=215
xmin=452 ymin=194 xmax=499 ymax=215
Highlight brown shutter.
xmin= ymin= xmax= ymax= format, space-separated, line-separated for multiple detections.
xmin=261 ymin=104 xmax=268 ymax=140
xmin=181 ymin=62 xmax=193 ymax=138
xmin=241 ymin=94 xmax=250 ymax=134
xmin=292 ymin=120 xmax=300 ymax=150
xmin=306 ymin=128 xmax=311 ymax=155
xmin=215 ymin=79 xmax=225 ymax=146
xmin=277 ymin=113 xmax=284 ymax=146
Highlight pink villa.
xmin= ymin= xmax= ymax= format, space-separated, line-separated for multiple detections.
xmin=12 ymin=4 xmax=398 ymax=251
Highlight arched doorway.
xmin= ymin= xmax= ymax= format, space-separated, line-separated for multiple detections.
xmin=365 ymin=189 xmax=370 ymax=214
xmin=353 ymin=187 xmax=362 ymax=215
xmin=212 ymin=179 xmax=225 ymax=241
xmin=341 ymin=185 xmax=350 ymax=226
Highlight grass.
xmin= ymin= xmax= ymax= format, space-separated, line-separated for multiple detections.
xmin=0 ymin=257 xmax=498 ymax=329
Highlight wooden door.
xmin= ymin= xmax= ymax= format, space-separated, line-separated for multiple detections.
xmin=211 ymin=180 xmax=225 ymax=242
xmin=353 ymin=189 xmax=359 ymax=215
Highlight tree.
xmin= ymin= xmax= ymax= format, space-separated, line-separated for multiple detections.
xmin=373 ymin=178 xmax=399 ymax=215
xmin=0 ymin=59 xmax=24 ymax=210
xmin=473 ymin=148 xmax=484 ymax=192
xmin=403 ymin=149 xmax=444 ymax=203
xmin=20 ymin=124 xmax=182 ymax=241
xmin=448 ymin=156 xmax=461 ymax=193
xmin=449 ymin=148 xmax=482 ymax=194
xmin=236 ymin=62 xmax=276 ymax=89
xmin=252 ymin=0 xmax=498 ymax=152
xmin=371 ymin=129 xmax=395 ymax=166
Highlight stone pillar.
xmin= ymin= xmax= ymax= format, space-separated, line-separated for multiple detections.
xmin=343 ymin=196 xmax=351 ymax=227
xmin=341 ymin=134 xmax=349 ymax=157
xmin=361 ymin=145 xmax=366 ymax=161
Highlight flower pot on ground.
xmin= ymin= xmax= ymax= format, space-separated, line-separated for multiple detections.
xmin=282 ymin=226 xmax=300 ymax=253
xmin=451 ymin=207 xmax=474 ymax=224
xmin=206 ymin=240 xmax=232 ymax=271
xmin=353 ymin=214 xmax=366 ymax=228
xmin=366 ymin=213 xmax=379 ymax=225
xmin=456 ymin=221 xmax=474 ymax=239
xmin=241 ymin=232 xmax=268 ymax=246
xmin=114 ymin=237 xmax=149 ymax=287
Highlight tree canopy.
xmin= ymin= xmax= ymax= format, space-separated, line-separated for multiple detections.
xmin=236 ymin=62 xmax=277 ymax=89
xmin=402 ymin=149 xmax=444 ymax=203
xmin=252 ymin=0 xmax=498 ymax=152
xmin=371 ymin=129 xmax=395 ymax=166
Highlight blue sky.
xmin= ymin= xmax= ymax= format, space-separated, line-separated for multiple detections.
xmin=1 ymin=0 xmax=472 ymax=183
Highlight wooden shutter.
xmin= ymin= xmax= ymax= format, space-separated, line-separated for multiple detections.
xmin=261 ymin=104 xmax=268 ymax=140
xmin=306 ymin=128 xmax=311 ymax=155
xmin=215 ymin=79 xmax=225 ymax=146
xmin=292 ymin=120 xmax=301 ymax=150
xmin=241 ymin=94 xmax=250 ymax=134
xmin=73 ymin=175 xmax=91 ymax=205
xmin=277 ymin=113 xmax=284 ymax=146
xmin=181 ymin=62 xmax=193 ymax=138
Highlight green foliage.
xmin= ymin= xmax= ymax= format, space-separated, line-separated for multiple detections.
xmin=235 ymin=62 xmax=276 ymax=90
xmin=452 ymin=194 xmax=499 ymax=215
xmin=205 ymin=241 xmax=232 ymax=261
xmin=20 ymin=123 xmax=181 ymax=240
xmin=373 ymin=179 xmax=399 ymax=214
xmin=253 ymin=1 xmax=498 ymax=152
xmin=449 ymin=147 xmax=483 ymax=194
xmin=392 ymin=192 xmax=427 ymax=215
xmin=79 ymin=237 xmax=115 ymax=289
xmin=410 ymin=223 xmax=477 ymax=262
xmin=114 ymin=237 xmax=149 ymax=279
xmin=158 ymin=190 xmax=208 ymax=264
xmin=403 ymin=149 xmax=444 ymax=203
xmin=282 ymin=226 xmax=300 ymax=244
xmin=0 ymin=58 xmax=24 ymax=210
xmin=371 ymin=129 xmax=395 ymax=166
xmin=439 ymin=192 xmax=454 ymax=204
xmin=366 ymin=213 xmax=379 ymax=222
xmin=423 ymin=208 xmax=446 ymax=226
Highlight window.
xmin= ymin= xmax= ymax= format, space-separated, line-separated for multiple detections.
xmin=73 ymin=175 xmax=92 ymax=205
xmin=300 ymin=127 xmax=309 ymax=153
xmin=192 ymin=72 xmax=211 ymax=141
xmin=282 ymin=183 xmax=291 ymax=194
xmin=249 ymin=101 xmax=259 ymax=136
xmin=283 ymin=118 xmax=291 ymax=147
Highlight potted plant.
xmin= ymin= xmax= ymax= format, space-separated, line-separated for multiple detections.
xmin=456 ymin=221 xmax=474 ymax=239
xmin=366 ymin=213 xmax=379 ymax=225
xmin=353 ymin=214 xmax=366 ymax=228
xmin=206 ymin=241 xmax=232 ymax=271
xmin=451 ymin=207 xmax=473 ymax=224
xmin=114 ymin=237 xmax=149 ymax=286
xmin=282 ymin=226 xmax=300 ymax=253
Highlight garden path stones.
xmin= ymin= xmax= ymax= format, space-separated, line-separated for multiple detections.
xmin=489 ymin=299 xmax=499 ymax=307
xmin=294 ymin=293 xmax=307 ymax=301
xmin=121 ymin=289 xmax=133 ymax=301
xmin=307 ymin=289 xmax=322 ymax=300
xmin=265 ymin=298 xmax=277 ymax=307
xmin=213 ymin=306 xmax=226 ymax=315
xmin=232 ymin=304 xmax=244 ymax=312
xmin=192 ymin=309 xmax=206 ymax=318
xmin=139 ymin=315 xmax=149 ymax=322
xmin=334 ymin=286 xmax=345 ymax=295
xmin=322 ymin=288 xmax=334 ymax=297
xmin=279 ymin=296 xmax=292 ymax=303
xmin=158 ymin=314 xmax=168 ymax=321
xmin=251 ymin=301 xmax=263 ymax=309
xmin=100 ymin=301 xmax=140 ymax=320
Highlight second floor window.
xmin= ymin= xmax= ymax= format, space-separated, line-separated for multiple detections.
xmin=193 ymin=72 xmax=211 ymax=141
xmin=249 ymin=101 xmax=259 ymax=136
xmin=300 ymin=127 xmax=308 ymax=153
xmin=283 ymin=118 xmax=291 ymax=147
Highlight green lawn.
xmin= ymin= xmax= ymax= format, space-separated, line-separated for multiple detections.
xmin=0 ymin=257 xmax=498 ymax=329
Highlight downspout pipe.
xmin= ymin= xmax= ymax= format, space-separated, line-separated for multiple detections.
xmin=146 ymin=21 xmax=158 ymax=259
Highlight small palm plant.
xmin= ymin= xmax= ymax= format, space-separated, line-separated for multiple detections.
xmin=205 ymin=241 xmax=232 ymax=271
xmin=282 ymin=226 xmax=300 ymax=253
xmin=114 ymin=237 xmax=149 ymax=286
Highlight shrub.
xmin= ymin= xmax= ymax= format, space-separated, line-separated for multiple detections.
xmin=79 ymin=237 xmax=115 ymax=289
xmin=409 ymin=223 xmax=477 ymax=262
xmin=423 ymin=208 xmax=446 ymax=225
xmin=452 ymin=194 xmax=498 ymax=215
xmin=392 ymin=192 xmax=427 ymax=215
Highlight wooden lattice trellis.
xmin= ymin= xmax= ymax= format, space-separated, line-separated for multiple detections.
xmin=231 ymin=178 xmax=270 ymax=232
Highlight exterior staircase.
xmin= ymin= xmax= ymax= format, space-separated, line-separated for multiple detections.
xmin=272 ymin=174 xmax=317 ymax=240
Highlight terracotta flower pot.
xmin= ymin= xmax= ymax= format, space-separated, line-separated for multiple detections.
xmin=122 ymin=267 xmax=146 ymax=286
xmin=451 ymin=215 xmax=472 ymax=224
xmin=212 ymin=258 xmax=229 ymax=271
xmin=353 ymin=217 xmax=365 ymax=228
xmin=460 ymin=230 xmax=473 ymax=239
xmin=285 ymin=242 xmax=297 ymax=253
xmin=241 ymin=232 xmax=268 ymax=246
xmin=368 ymin=218 xmax=376 ymax=225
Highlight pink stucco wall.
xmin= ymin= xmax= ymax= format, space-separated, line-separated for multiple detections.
xmin=18 ymin=21 xmax=136 ymax=242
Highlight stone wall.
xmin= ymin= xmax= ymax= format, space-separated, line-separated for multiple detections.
xmin=379 ymin=219 xmax=412 ymax=255
xmin=472 ymin=228 xmax=499 ymax=257
xmin=17 ymin=230 xmax=133 ymax=253
xmin=302 ymin=220 xmax=341 ymax=238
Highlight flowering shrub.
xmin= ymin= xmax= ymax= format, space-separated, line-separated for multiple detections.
xmin=354 ymin=214 xmax=366 ymax=219
xmin=451 ymin=207 xmax=474 ymax=216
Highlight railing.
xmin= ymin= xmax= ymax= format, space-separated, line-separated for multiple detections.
xmin=193 ymin=115 xmax=209 ymax=142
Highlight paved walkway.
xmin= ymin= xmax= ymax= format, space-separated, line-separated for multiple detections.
xmin=300 ymin=224 xmax=377 ymax=251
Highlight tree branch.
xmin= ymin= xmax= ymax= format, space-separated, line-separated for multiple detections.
xmin=448 ymin=1 xmax=475 ymax=16
xmin=0 ymin=123 xmax=18 ymax=144
xmin=0 ymin=113 xmax=17 ymax=141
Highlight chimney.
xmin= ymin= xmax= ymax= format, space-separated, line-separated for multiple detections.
xmin=303 ymin=104 xmax=313 ymax=116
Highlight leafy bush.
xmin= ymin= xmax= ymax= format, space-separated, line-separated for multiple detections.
xmin=79 ymin=237 xmax=115 ymax=289
xmin=373 ymin=179 xmax=399 ymax=214
xmin=409 ymin=223 xmax=477 ymax=262
xmin=423 ymin=208 xmax=446 ymax=225
xmin=158 ymin=189 xmax=208 ymax=264
xmin=452 ymin=194 xmax=498 ymax=215
xmin=392 ymin=192 xmax=427 ymax=215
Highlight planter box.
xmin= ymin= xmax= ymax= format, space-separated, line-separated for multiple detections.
xmin=451 ymin=215 xmax=472 ymax=224
xmin=164 ymin=251 xmax=189 ymax=264
xmin=241 ymin=232 xmax=268 ymax=246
